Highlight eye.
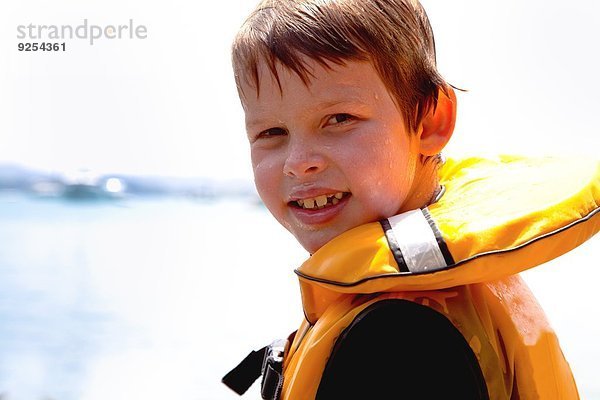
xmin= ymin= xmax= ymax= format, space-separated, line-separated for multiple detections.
xmin=325 ymin=113 xmax=355 ymax=126
xmin=257 ymin=127 xmax=288 ymax=138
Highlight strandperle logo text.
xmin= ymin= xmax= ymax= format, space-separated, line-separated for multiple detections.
xmin=16 ymin=19 xmax=148 ymax=45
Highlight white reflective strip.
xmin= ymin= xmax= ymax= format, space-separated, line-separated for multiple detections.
xmin=388 ymin=210 xmax=447 ymax=273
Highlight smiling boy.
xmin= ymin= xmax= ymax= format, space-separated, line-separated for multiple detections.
xmin=244 ymin=58 xmax=454 ymax=254
xmin=224 ymin=0 xmax=599 ymax=399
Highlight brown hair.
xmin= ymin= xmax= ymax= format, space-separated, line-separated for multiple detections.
xmin=232 ymin=0 xmax=448 ymax=133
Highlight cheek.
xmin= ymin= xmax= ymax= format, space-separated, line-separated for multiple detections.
xmin=252 ymin=153 xmax=283 ymax=209
xmin=350 ymin=131 xmax=412 ymax=182
xmin=349 ymin=132 xmax=416 ymax=216
xmin=252 ymin=148 xmax=276 ymax=181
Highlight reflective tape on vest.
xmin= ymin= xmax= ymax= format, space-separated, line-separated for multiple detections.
xmin=384 ymin=209 xmax=450 ymax=273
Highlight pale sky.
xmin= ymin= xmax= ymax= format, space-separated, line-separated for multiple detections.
xmin=0 ymin=0 xmax=598 ymax=180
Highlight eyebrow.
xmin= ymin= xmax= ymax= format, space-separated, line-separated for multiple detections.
xmin=245 ymin=115 xmax=280 ymax=130
xmin=314 ymin=84 xmax=373 ymax=107
xmin=316 ymin=98 xmax=366 ymax=109
xmin=245 ymin=86 xmax=373 ymax=129
xmin=245 ymin=100 xmax=367 ymax=130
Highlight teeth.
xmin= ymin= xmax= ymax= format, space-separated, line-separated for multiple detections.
xmin=315 ymin=195 xmax=327 ymax=207
xmin=295 ymin=192 xmax=347 ymax=209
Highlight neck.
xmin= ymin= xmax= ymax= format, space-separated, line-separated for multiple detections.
xmin=399 ymin=155 xmax=441 ymax=212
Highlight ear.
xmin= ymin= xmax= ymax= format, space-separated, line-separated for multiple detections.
xmin=417 ymin=86 xmax=457 ymax=156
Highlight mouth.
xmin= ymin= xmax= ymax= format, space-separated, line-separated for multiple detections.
xmin=288 ymin=192 xmax=351 ymax=210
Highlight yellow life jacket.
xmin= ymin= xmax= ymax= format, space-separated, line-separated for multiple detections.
xmin=282 ymin=156 xmax=599 ymax=400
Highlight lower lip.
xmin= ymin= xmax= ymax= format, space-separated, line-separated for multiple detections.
xmin=289 ymin=195 xmax=350 ymax=225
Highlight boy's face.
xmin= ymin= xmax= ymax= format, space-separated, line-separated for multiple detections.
xmin=242 ymin=58 xmax=418 ymax=253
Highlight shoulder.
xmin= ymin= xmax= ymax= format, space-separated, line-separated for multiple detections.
xmin=336 ymin=298 xmax=454 ymax=343
xmin=316 ymin=298 xmax=488 ymax=400
xmin=316 ymin=300 xmax=437 ymax=399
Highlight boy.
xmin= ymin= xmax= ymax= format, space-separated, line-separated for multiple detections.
xmin=224 ymin=0 xmax=599 ymax=398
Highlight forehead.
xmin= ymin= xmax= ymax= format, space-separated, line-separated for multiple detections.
xmin=240 ymin=57 xmax=394 ymax=117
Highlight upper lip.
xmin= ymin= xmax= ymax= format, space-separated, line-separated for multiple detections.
xmin=287 ymin=186 xmax=348 ymax=202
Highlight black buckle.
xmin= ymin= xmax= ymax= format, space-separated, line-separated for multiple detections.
xmin=222 ymin=333 xmax=295 ymax=398
xmin=260 ymin=339 xmax=286 ymax=400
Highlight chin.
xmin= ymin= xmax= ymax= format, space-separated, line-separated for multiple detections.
xmin=295 ymin=231 xmax=339 ymax=255
xmin=296 ymin=237 xmax=321 ymax=254
xmin=293 ymin=218 xmax=372 ymax=254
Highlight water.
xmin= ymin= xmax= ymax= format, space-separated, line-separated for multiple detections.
xmin=0 ymin=195 xmax=306 ymax=400
xmin=0 ymin=194 xmax=598 ymax=399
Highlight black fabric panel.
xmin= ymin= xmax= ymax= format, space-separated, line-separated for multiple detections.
xmin=379 ymin=219 xmax=409 ymax=273
xmin=316 ymin=299 xmax=489 ymax=400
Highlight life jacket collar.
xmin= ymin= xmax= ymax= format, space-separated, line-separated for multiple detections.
xmin=295 ymin=156 xmax=600 ymax=323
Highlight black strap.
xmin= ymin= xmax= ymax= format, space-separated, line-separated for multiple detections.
xmin=222 ymin=347 xmax=267 ymax=395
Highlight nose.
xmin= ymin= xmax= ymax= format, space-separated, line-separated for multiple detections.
xmin=283 ymin=136 xmax=327 ymax=178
